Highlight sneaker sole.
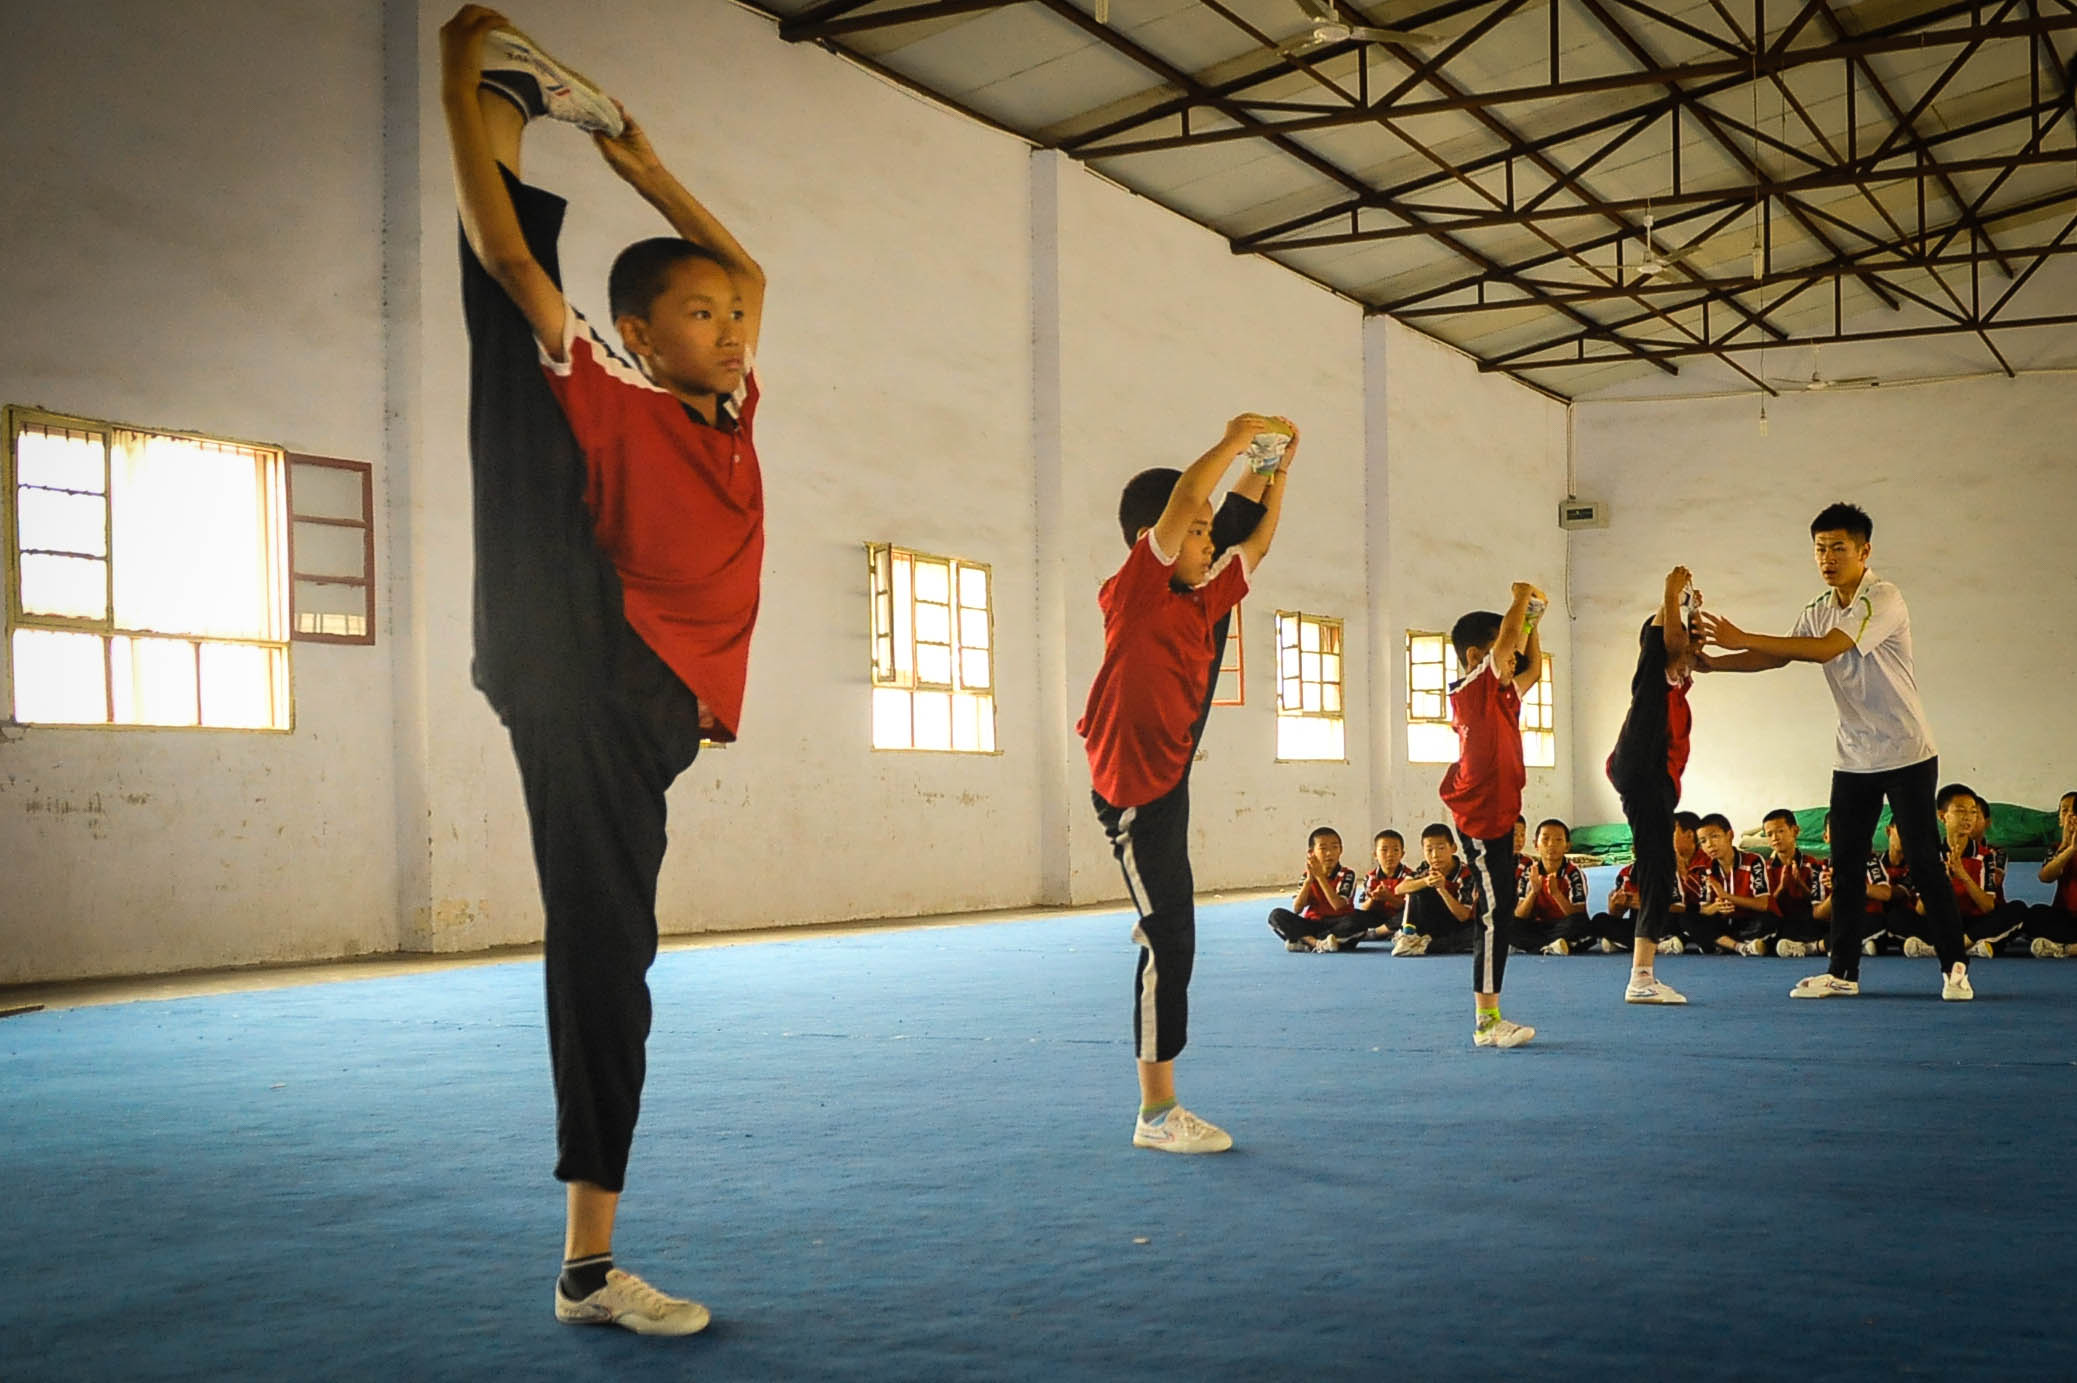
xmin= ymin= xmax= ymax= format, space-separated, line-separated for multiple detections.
xmin=1625 ymin=991 xmax=1687 ymax=1005
xmin=555 ymin=1299 xmax=712 ymax=1337
xmin=1132 ymin=1134 xmax=1234 ymax=1154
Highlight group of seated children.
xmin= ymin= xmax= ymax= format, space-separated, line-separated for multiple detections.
xmin=1272 ymin=788 xmax=2077 ymax=960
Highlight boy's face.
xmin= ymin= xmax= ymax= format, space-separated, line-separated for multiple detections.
xmin=1422 ymin=835 xmax=1456 ymax=872
xmin=1822 ymin=822 xmax=1833 ymax=848
xmin=617 ymin=257 xmax=748 ymax=401
xmin=2062 ymin=796 xmax=2077 ymax=836
xmin=1309 ymin=833 xmax=1343 ymax=872
xmin=1170 ymin=501 xmax=1218 ymax=587
xmin=1535 ymin=825 xmax=1568 ymax=865
xmin=1812 ymin=528 xmax=1871 ymax=592
xmin=1512 ymin=820 xmax=1527 ymax=853
xmin=1698 ymin=824 xmax=1734 ymax=862
xmin=1763 ymin=818 xmax=1800 ymax=858
xmin=1375 ymin=837 xmax=1403 ymax=873
xmin=1673 ymin=823 xmax=1698 ymax=860
xmin=1941 ymin=795 xmax=1982 ymax=843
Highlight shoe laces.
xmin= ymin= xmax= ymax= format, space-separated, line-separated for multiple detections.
xmin=1167 ymin=1108 xmax=1213 ymax=1138
xmin=608 ymin=1270 xmax=683 ymax=1317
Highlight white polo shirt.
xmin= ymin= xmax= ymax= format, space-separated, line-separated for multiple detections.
xmin=1790 ymin=571 xmax=1936 ymax=774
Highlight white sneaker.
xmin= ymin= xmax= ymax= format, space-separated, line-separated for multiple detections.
xmin=1133 ymin=1105 xmax=1233 ymax=1154
xmin=1965 ymin=939 xmax=1994 ymax=960
xmin=1862 ymin=936 xmax=1880 ymax=956
xmin=1473 ymin=1017 xmax=1536 ymax=1048
xmin=1902 ymin=937 xmax=1936 ymax=959
xmin=1789 ymin=972 xmax=1859 ymax=999
xmin=1284 ymin=939 xmax=1309 ymax=953
xmin=555 ymin=1268 xmax=711 ymax=1336
xmin=2031 ymin=937 xmax=2067 ymax=959
xmin=1391 ymin=932 xmax=1430 ymax=957
xmin=1540 ymin=938 xmax=1570 ymax=956
xmin=1776 ymin=939 xmax=1809 ymax=959
xmin=1314 ymin=935 xmax=1341 ymax=954
xmin=1735 ymin=938 xmax=1769 ymax=957
xmin=1625 ymin=975 xmax=1687 ymax=1005
xmin=482 ymin=27 xmax=626 ymax=136
xmin=1941 ymin=963 xmax=1974 ymax=1001
xmin=1656 ymin=935 xmax=1684 ymax=956
xmin=1598 ymin=938 xmax=1622 ymax=954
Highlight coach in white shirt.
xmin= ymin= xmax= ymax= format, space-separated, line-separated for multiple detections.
xmin=1694 ymin=502 xmax=1973 ymax=1002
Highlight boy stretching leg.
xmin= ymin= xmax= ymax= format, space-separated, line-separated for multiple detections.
xmin=1079 ymin=416 xmax=1295 ymax=1152
xmin=444 ymin=6 xmax=767 ymax=1333
xmin=1438 ymin=584 xmax=1545 ymax=1047
xmin=1697 ymin=504 xmax=1972 ymax=1001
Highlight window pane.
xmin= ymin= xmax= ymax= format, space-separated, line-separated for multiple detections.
xmin=18 ymin=487 xmax=107 ymax=556
xmin=1300 ymin=620 xmax=1320 ymax=652
xmin=1280 ymin=647 xmax=1300 ymax=679
xmin=960 ymin=648 xmax=991 ymax=690
xmin=111 ymin=433 xmax=279 ymax=639
xmin=892 ymin=555 xmax=912 ymax=679
xmin=1322 ymin=653 xmax=1340 ymax=687
xmin=111 ymin=635 xmax=200 ymax=727
xmin=16 ymin=427 xmax=105 ymax=492
xmin=12 ymin=628 xmax=107 ymax=723
xmin=1412 ymin=690 xmax=1442 ymax=720
xmin=198 ymin=642 xmax=282 ymax=729
xmin=912 ymin=690 xmax=952 ymax=750
xmin=1278 ymin=714 xmax=1343 ymax=761
xmin=1301 ymin=651 xmax=1320 ymax=683
xmin=872 ymin=686 xmax=913 ymax=749
xmin=977 ymin=697 xmax=996 ymax=752
xmin=914 ymin=558 xmax=950 ymax=604
xmin=293 ymin=580 xmax=368 ymax=638
xmin=289 ymin=463 xmax=364 ymax=521
xmin=1281 ymin=676 xmax=1301 ymax=710
xmin=293 ymin=522 xmax=365 ymax=580
xmin=1324 ymin=683 xmax=1341 ymax=713
xmin=951 ymin=691 xmax=980 ymax=751
xmin=19 ymin=553 xmax=108 ymax=620
xmin=959 ymin=608 xmax=990 ymax=651
xmin=958 ymin=565 xmax=988 ymax=609
xmin=1524 ymin=729 xmax=1557 ymax=769
xmin=1302 ymin=681 xmax=1322 ymax=712
xmin=915 ymin=601 xmax=950 ymax=645
xmin=1411 ymin=664 xmax=1442 ymax=691
xmin=917 ymin=643 xmax=953 ymax=685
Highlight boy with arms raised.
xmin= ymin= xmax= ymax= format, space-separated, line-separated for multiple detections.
xmin=443 ymin=6 xmax=766 ymax=1333
xmin=1697 ymin=503 xmax=1973 ymax=1000
xmin=1079 ymin=415 xmax=1295 ymax=1153
xmin=1436 ymin=585 xmax=1546 ymax=1046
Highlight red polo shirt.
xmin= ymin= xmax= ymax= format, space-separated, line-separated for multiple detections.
xmin=1439 ymin=661 xmax=1525 ymax=842
xmin=1078 ymin=534 xmax=1250 ymax=808
xmin=541 ymin=305 xmax=764 ymax=740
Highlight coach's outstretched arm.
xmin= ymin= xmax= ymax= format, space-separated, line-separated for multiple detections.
xmin=1694 ymin=611 xmax=1851 ymax=670
xmin=442 ymin=5 xmax=567 ymax=355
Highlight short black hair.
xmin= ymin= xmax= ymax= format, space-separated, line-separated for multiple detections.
xmin=1672 ymin=811 xmax=1702 ymax=833
xmin=1534 ymin=818 xmax=1569 ymax=840
xmin=1698 ymin=813 xmax=1734 ymax=835
xmin=1822 ymin=811 xmax=1832 ymax=829
xmin=1307 ymin=826 xmax=1342 ymax=849
xmin=608 ymin=237 xmax=727 ymax=324
xmin=2062 ymin=791 xmax=2077 ymax=809
xmin=1117 ymin=467 xmax=1181 ymax=548
xmin=1810 ymin=502 xmax=1873 ymax=544
xmin=1450 ymin=611 xmax=1503 ymax=665
xmin=1935 ymin=782 xmax=1980 ymax=812
xmin=1762 ymin=808 xmax=1798 ymax=829
xmin=1374 ymin=829 xmax=1404 ymax=846
xmin=1421 ymin=822 xmax=1457 ymax=845
xmin=1516 ymin=814 xmax=1527 ymax=825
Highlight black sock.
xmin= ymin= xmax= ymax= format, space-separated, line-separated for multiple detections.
xmin=559 ymin=1252 xmax=613 ymax=1299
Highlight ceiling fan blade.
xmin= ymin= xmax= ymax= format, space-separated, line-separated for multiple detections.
xmin=1347 ymin=24 xmax=1445 ymax=42
xmin=1293 ymin=0 xmax=1341 ymax=22
xmin=1277 ymin=32 xmax=1334 ymax=55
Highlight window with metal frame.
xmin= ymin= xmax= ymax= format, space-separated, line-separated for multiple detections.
xmin=288 ymin=455 xmax=375 ymax=644
xmin=867 ymin=542 xmax=996 ymax=753
xmin=5 ymin=406 xmax=291 ymax=730
xmin=1406 ymin=630 xmax=1555 ymax=768
xmin=1275 ymin=609 xmax=1344 ymax=761
xmin=1211 ymin=600 xmax=1244 ymax=707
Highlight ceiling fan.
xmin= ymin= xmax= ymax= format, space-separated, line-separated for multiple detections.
xmin=1561 ymin=210 xmax=1713 ymax=285
xmin=1767 ymin=347 xmax=1879 ymax=392
xmin=1277 ymin=0 xmax=1444 ymax=55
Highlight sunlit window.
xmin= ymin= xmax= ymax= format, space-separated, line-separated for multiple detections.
xmin=867 ymin=543 xmax=995 ymax=753
xmin=1275 ymin=610 xmax=1344 ymax=761
xmin=289 ymin=455 xmax=374 ymax=644
xmin=1407 ymin=630 xmax=1554 ymax=768
xmin=7 ymin=407 xmax=290 ymax=729
xmin=1212 ymin=600 xmax=1244 ymax=707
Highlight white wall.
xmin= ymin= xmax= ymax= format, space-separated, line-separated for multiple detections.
xmin=0 ymin=0 xmax=1570 ymax=982
xmin=1570 ymin=373 xmax=2077 ymax=832
xmin=1365 ymin=321 xmax=1574 ymax=836
xmin=0 ymin=0 xmax=400 ymax=983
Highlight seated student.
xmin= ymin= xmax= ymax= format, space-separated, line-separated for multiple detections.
xmin=1760 ymin=808 xmax=1827 ymax=959
xmin=1355 ymin=829 xmax=1416 ymax=941
xmin=1613 ymin=811 xmax=1709 ymax=955
xmin=1812 ymin=812 xmax=1892 ymax=955
xmin=1586 ymin=861 xmax=1641 ymax=955
xmin=1267 ymin=826 xmax=1360 ymax=953
xmin=1866 ymin=821 xmax=1918 ymax=953
xmin=1902 ymin=784 xmax=2022 ymax=958
xmin=1512 ymin=819 xmax=1592 ymax=955
xmin=1391 ymin=823 xmax=1485 ymax=956
xmin=1691 ymin=813 xmax=1774 ymax=955
xmin=1513 ymin=814 xmax=1533 ymax=877
xmin=2025 ymin=791 xmax=2077 ymax=957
